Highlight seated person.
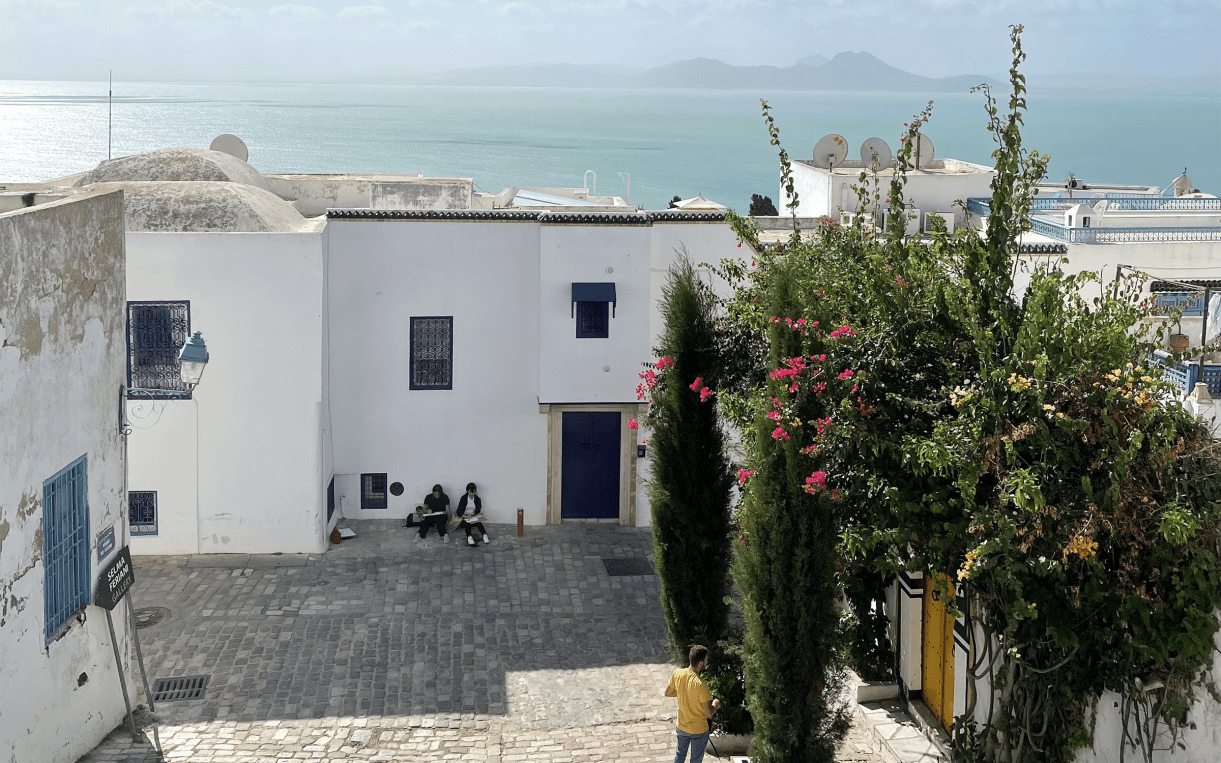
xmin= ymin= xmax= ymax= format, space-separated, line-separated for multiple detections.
xmin=414 ymin=484 xmax=450 ymax=543
xmin=456 ymin=482 xmax=490 ymax=546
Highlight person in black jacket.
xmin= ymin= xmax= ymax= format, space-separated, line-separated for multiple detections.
xmin=414 ymin=484 xmax=450 ymax=543
xmin=456 ymin=482 xmax=490 ymax=546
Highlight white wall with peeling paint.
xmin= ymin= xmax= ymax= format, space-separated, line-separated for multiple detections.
xmin=0 ymin=191 xmax=131 ymax=763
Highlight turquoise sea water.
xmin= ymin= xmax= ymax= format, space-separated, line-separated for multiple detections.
xmin=1 ymin=80 xmax=1217 ymax=211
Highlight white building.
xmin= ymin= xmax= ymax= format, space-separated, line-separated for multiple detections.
xmin=0 ymin=191 xmax=133 ymax=763
xmin=783 ymin=134 xmax=996 ymax=233
xmin=2 ymin=146 xmax=740 ymax=557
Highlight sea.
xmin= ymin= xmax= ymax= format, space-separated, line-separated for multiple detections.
xmin=1 ymin=80 xmax=1218 ymax=212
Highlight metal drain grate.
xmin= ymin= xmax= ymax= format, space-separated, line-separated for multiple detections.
xmin=151 ymin=675 xmax=210 ymax=702
xmin=132 ymin=607 xmax=171 ymax=629
xmin=602 ymin=557 xmax=652 ymax=576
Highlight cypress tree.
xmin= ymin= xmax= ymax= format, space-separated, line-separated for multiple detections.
xmin=649 ymin=256 xmax=735 ymax=662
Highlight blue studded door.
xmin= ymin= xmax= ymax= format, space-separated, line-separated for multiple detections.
xmin=561 ymin=411 xmax=621 ymax=519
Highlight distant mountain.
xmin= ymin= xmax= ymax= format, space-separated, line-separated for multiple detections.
xmin=634 ymin=52 xmax=998 ymax=92
xmin=794 ymin=54 xmax=830 ymax=67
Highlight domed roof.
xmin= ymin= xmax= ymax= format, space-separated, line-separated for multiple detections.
xmin=74 ymin=148 xmax=271 ymax=192
xmin=81 ymin=181 xmax=308 ymax=233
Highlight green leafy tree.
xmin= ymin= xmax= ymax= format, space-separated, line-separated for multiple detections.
xmin=646 ymin=256 xmax=736 ymax=662
xmin=749 ymin=194 xmax=779 ymax=216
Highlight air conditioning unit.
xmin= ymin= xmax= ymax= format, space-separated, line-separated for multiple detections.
xmin=877 ymin=209 xmax=922 ymax=236
xmin=923 ymin=211 xmax=955 ymax=234
xmin=839 ymin=211 xmax=858 ymax=227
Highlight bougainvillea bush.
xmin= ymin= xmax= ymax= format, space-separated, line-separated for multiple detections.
xmin=714 ymin=25 xmax=1221 ymax=763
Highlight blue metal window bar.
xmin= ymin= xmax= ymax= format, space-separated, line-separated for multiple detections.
xmin=127 ymin=301 xmax=191 ymax=399
xmin=409 ymin=317 xmax=453 ymax=390
xmin=43 ymin=454 xmax=91 ymax=645
xmin=129 ymin=491 xmax=158 ymax=536
xmin=361 ymin=473 xmax=388 ymax=509
xmin=576 ymin=301 xmax=610 ymax=338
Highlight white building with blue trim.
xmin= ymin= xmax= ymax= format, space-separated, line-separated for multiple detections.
xmin=2 ymin=146 xmax=740 ymax=557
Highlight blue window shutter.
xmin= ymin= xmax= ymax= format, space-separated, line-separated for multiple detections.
xmin=571 ymin=283 xmax=617 ymax=317
xmin=43 ymin=455 xmax=91 ymax=645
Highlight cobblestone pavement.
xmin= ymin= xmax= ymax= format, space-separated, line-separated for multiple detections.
xmin=79 ymin=521 xmax=895 ymax=763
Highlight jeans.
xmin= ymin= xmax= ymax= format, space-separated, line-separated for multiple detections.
xmin=673 ymin=728 xmax=710 ymax=763
xmin=417 ymin=515 xmax=447 ymax=538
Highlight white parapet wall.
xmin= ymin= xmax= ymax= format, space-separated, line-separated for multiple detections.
xmin=0 ymin=191 xmax=132 ymax=763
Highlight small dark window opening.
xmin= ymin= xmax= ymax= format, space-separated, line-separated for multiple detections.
xmin=129 ymin=491 xmax=158 ymax=536
xmin=576 ymin=301 xmax=610 ymax=339
xmin=409 ymin=316 xmax=453 ymax=390
xmin=327 ymin=478 xmax=336 ymax=521
xmin=1082 ymin=217 xmax=1091 ymax=228
xmin=361 ymin=473 xmax=387 ymax=509
xmin=127 ymin=301 xmax=191 ymax=399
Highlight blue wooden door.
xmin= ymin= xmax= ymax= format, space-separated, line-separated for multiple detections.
xmin=561 ymin=412 xmax=621 ymax=519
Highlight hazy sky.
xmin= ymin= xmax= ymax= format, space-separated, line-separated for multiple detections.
xmin=2 ymin=0 xmax=1217 ymax=81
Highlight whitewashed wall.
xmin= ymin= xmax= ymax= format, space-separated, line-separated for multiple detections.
xmin=0 ymin=192 xmax=131 ymax=763
xmin=789 ymin=161 xmax=995 ymax=226
xmin=325 ymin=218 xmax=550 ymax=526
xmin=538 ymin=222 xmax=652 ymax=404
xmin=125 ymin=232 xmax=326 ymax=555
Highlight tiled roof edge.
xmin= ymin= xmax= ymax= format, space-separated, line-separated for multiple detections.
xmin=327 ymin=209 xmax=541 ymax=221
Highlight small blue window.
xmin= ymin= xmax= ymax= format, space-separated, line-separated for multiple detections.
xmin=44 ymin=454 xmax=91 ymax=645
xmin=127 ymin=301 xmax=191 ymax=399
xmin=129 ymin=491 xmax=158 ymax=536
xmin=576 ymin=301 xmax=610 ymax=338
xmin=361 ymin=473 xmax=387 ymax=510
xmin=327 ymin=477 xmax=336 ymax=521
xmin=409 ymin=317 xmax=453 ymax=390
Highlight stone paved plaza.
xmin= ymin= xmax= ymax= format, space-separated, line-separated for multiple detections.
xmin=79 ymin=521 xmax=897 ymax=762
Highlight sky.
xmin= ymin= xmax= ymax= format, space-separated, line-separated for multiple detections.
xmin=1 ymin=0 xmax=1218 ymax=82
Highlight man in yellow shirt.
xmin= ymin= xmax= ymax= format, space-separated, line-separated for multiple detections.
xmin=664 ymin=644 xmax=720 ymax=763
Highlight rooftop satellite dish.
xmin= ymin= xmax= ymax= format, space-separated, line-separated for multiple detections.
xmin=209 ymin=134 xmax=249 ymax=163
xmin=859 ymin=137 xmax=893 ymax=170
xmin=812 ymin=134 xmax=848 ymax=169
xmin=912 ymin=133 xmax=934 ymax=169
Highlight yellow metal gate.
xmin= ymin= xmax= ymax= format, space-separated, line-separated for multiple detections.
xmin=921 ymin=576 xmax=955 ymax=731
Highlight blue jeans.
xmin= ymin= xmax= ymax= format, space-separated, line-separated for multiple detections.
xmin=674 ymin=728 xmax=710 ymax=763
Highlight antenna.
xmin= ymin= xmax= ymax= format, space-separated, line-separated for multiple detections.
xmin=108 ymin=70 xmax=112 ymax=161
xmin=859 ymin=137 xmax=893 ymax=170
xmin=913 ymin=133 xmax=934 ymax=169
xmin=811 ymin=134 xmax=848 ymax=169
xmin=209 ymin=134 xmax=249 ymax=162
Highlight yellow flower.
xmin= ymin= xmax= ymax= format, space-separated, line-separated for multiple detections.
xmin=1043 ymin=404 xmax=1054 ymax=411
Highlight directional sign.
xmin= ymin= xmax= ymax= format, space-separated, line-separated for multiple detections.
xmin=95 ymin=546 xmax=134 ymax=611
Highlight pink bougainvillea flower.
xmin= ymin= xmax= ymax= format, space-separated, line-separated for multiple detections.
xmin=771 ymin=426 xmax=790 ymax=441
xmin=803 ymin=471 xmax=828 ymax=494
xmin=655 ymin=356 xmax=674 ymax=371
xmin=765 ymin=410 xmax=782 ymax=422
xmin=829 ymin=325 xmax=857 ymax=340
xmin=700 ymin=387 xmax=714 ymax=402
xmin=689 ymin=377 xmax=704 ymax=392
xmin=837 ymin=369 xmax=855 ymax=380
xmin=737 ymin=469 xmax=756 ymax=486
xmin=627 ymin=418 xmax=639 ymax=430
xmin=641 ymin=438 xmax=649 ymax=445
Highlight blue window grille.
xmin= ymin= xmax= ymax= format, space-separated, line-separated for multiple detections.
xmin=327 ymin=477 xmax=336 ymax=521
xmin=361 ymin=473 xmax=388 ymax=510
xmin=576 ymin=301 xmax=610 ymax=338
xmin=43 ymin=454 xmax=91 ymax=645
xmin=409 ymin=317 xmax=453 ymax=390
xmin=127 ymin=301 xmax=191 ymax=399
xmin=129 ymin=491 xmax=158 ymax=536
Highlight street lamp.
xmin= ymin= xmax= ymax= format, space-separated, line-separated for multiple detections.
xmin=177 ymin=332 xmax=209 ymax=389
